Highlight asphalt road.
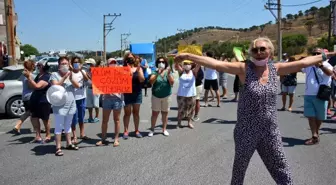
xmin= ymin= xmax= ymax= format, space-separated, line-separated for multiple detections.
xmin=0 ymin=76 xmax=336 ymax=185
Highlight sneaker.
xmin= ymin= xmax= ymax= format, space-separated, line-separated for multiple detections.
xmin=148 ymin=130 xmax=154 ymax=137
xmin=163 ymin=130 xmax=169 ymax=136
xmin=192 ymin=115 xmax=200 ymax=122
xmin=93 ymin=117 xmax=100 ymax=123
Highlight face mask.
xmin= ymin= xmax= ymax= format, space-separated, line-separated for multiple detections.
xmin=251 ymin=58 xmax=268 ymax=66
xmin=60 ymin=65 xmax=69 ymax=73
xmin=158 ymin=63 xmax=165 ymax=69
xmin=183 ymin=64 xmax=191 ymax=71
xmin=73 ymin=63 xmax=80 ymax=70
xmin=127 ymin=58 xmax=134 ymax=65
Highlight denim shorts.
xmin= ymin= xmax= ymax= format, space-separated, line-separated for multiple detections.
xmin=304 ymin=95 xmax=328 ymax=121
xmin=102 ymin=95 xmax=124 ymax=110
xmin=124 ymin=92 xmax=142 ymax=105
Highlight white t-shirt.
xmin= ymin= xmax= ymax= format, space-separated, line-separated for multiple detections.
xmin=204 ymin=68 xmax=217 ymax=80
xmin=72 ymin=70 xmax=87 ymax=100
xmin=302 ymin=61 xmax=333 ymax=96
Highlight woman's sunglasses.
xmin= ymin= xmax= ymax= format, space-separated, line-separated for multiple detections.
xmin=251 ymin=47 xmax=267 ymax=54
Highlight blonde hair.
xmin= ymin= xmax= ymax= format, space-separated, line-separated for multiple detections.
xmin=248 ymin=37 xmax=275 ymax=57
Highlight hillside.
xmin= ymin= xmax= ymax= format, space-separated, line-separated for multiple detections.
xmin=154 ymin=5 xmax=331 ymax=56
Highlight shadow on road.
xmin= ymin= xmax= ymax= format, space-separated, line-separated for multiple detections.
xmin=0 ymin=113 xmax=16 ymax=120
xmin=282 ymin=137 xmax=306 ymax=147
xmin=290 ymin=110 xmax=304 ymax=114
xmin=31 ymin=145 xmax=55 ymax=156
xmin=320 ymin=127 xmax=336 ymax=135
xmin=202 ymin=118 xmax=236 ymax=124
xmin=7 ymin=136 xmax=35 ymax=145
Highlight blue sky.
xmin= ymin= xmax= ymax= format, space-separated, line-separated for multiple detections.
xmin=15 ymin=0 xmax=329 ymax=52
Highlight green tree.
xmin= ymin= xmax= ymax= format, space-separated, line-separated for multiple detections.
xmin=294 ymin=14 xmax=299 ymax=20
xmin=298 ymin=10 xmax=303 ymax=16
xmin=20 ymin=44 xmax=39 ymax=56
xmin=316 ymin=36 xmax=336 ymax=51
xmin=309 ymin=6 xmax=318 ymax=18
xmin=286 ymin=14 xmax=294 ymax=20
xmin=304 ymin=20 xmax=315 ymax=36
xmin=282 ymin=34 xmax=308 ymax=56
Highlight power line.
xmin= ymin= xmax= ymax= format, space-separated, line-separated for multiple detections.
xmin=281 ymin=0 xmax=322 ymax=7
xmin=70 ymin=0 xmax=98 ymax=22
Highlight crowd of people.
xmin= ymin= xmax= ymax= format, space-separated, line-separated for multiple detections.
xmin=9 ymin=36 xmax=336 ymax=185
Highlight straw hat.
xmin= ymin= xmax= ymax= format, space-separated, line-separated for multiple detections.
xmin=46 ymin=85 xmax=67 ymax=106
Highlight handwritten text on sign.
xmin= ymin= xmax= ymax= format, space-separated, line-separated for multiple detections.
xmin=91 ymin=67 xmax=132 ymax=94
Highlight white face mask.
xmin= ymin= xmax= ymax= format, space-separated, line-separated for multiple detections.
xmin=158 ymin=63 xmax=165 ymax=69
xmin=183 ymin=64 xmax=191 ymax=71
xmin=59 ymin=65 xmax=69 ymax=73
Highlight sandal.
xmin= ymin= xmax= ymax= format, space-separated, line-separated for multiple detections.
xmin=305 ymin=136 xmax=319 ymax=145
xmin=66 ymin=144 xmax=79 ymax=150
xmin=55 ymin=148 xmax=64 ymax=156
xmin=96 ymin=140 xmax=109 ymax=146
xmin=12 ymin=128 xmax=20 ymax=135
xmin=113 ymin=141 xmax=120 ymax=147
xmin=32 ymin=138 xmax=43 ymax=144
xmin=188 ymin=124 xmax=194 ymax=129
xmin=80 ymin=136 xmax=90 ymax=140
xmin=44 ymin=137 xmax=51 ymax=143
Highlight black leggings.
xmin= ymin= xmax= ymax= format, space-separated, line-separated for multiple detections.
xmin=233 ymin=75 xmax=240 ymax=93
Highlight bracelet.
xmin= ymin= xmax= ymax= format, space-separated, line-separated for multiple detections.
xmin=322 ymin=52 xmax=327 ymax=61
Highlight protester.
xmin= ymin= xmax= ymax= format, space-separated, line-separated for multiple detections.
xmin=70 ymin=57 xmax=89 ymax=144
xmin=174 ymin=37 xmax=336 ymax=185
xmin=192 ymin=62 xmax=203 ymax=122
xmin=49 ymin=56 xmax=79 ymax=156
xmin=123 ymin=53 xmax=145 ymax=139
xmin=148 ymin=57 xmax=174 ymax=137
xmin=140 ymin=57 xmax=149 ymax=97
xmin=84 ymin=58 xmax=100 ymax=123
xmin=96 ymin=58 xmax=124 ymax=147
xmin=280 ymin=56 xmax=297 ymax=111
xmin=175 ymin=60 xmax=200 ymax=129
xmin=302 ymin=48 xmax=333 ymax=145
xmin=203 ymin=51 xmax=221 ymax=107
xmin=24 ymin=60 xmax=51 ymax=143
xmin=219 ymin=53 xmax=229 ymax=98
xmin=13 ymin=60 xmax=35 ymax=134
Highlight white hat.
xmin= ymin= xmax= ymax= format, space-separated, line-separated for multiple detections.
xmin=46 ymin=85 xmax=67 ymax=106
xmin=85 ymin=58 xmax=96 ymax=65
xmin=107 ymin=58 xmax=117 ymax=64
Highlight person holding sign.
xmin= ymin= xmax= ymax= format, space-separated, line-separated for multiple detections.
xmin=96 ymin=58 xmax=125 ymax=147
xmin=122 ymin=53 xmax=145 ymax=139
xmin=175 ymin=60 xmax=200 ymax=129
xmin=148 ymin=57 xmax=174 ymax=137
xmin=174 ymin=37 xmax=336 ymax=185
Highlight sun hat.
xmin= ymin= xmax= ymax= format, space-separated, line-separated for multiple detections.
xmin=107 ymin=58 xmax=117 ymax=64
xmin=85 ymin=58 xmax=96 ymax=65
xmin=182 ymin=60 xmax=193 ymax=64
xmin=46 ymin=85 xmax=67 ymax=106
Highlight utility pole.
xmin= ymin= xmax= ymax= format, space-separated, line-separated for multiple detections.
xmin=120 ymin=33 xmax=131 ymax=57
xmin=177 ymin=28 xmax=188 ymax=44
xmin=103 ymin=13 xmax=121 ymax=63
xmin=5 ymin=0 xmax=15 ymax=65
xmin=328 ymin=0 xmax=335 ymax=49
xmin=265 ymin=0 xmax=282 ymax=61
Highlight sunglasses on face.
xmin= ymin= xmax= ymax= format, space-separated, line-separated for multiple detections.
xmin=312 ymin=53 xmax=321 ymax=56
xmin=251 ymin=47 xmax=267 ymax=54
xmin=158 ymin=60 xmax=165 ymax=63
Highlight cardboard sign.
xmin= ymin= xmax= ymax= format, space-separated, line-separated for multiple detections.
xmin=233 ymin=47 xmax=246 ymax=62
xmin=91 ymin=67 xmax=132 ymax=95
xmin=178 ymin=45 xmax=203 ymax=56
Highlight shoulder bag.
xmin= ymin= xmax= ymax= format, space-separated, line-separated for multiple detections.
xmin=312 ymin=67 xmax=331 ymax=101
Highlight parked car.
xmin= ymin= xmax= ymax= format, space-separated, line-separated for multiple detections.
xmin=0 ymin=62 xmax=59 ymax=118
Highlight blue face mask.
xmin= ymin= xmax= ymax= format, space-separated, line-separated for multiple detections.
xmin=73 ymin=63 xmax=80 ymax=70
